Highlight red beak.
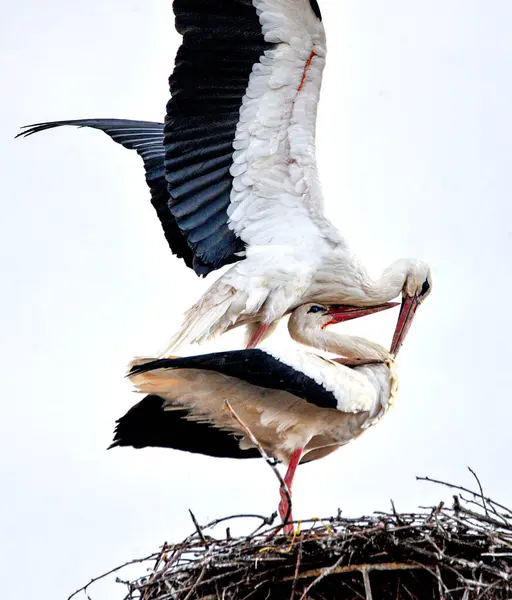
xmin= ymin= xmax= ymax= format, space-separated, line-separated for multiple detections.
xmin=390 ymin=295 xmax=420 ymax=356
xmin=323 ymin=302 xmax=399 ymax=327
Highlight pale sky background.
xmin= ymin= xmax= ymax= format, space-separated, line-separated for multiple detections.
xmin=2 ymin=1 xmax=511 ymax=598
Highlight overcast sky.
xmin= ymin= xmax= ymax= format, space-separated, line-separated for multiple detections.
xmin=2 ymin=1 xmax=512 ymax=598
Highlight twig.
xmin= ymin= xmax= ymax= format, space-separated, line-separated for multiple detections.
xmin=224 ymin=400 xmax=292 ymax=527
xmin=200 ymin=513 xmax=276 ymax=531
xmin=458 ymin=493 xmax=510 ymax=526
xmin=390 ymin=499 xmax=405 ymax=526
xmin=183 ymin=566 xmax=207 ymax=600
xmin=298 ymin=553 xmax=347 ymax=600
xmin=249 ymin=512 xmax=277 ymax=537
xmin=189 ymin=509 xmax=208 ymax=545
xmin=68 ymin=553 xmax=157 ymax=600
xmin=474 ymin=579 xmax=503 ymax=600
xmin=362 ymin=568 xmax=373 ymax=600
xmin=417 ymin=476 xmax=512 ymax=516
xmin=436 ymin=565 xmax=447 ymax=600
xmin=468 ymin=467 xmax=489 ymax=518
xmin=142 ymin=543 xmax=169 ymax=600
xmin=288 ymin=562 xmax=431 ymax=585
xmin=289 ymin=538 xmax=303 ymax=600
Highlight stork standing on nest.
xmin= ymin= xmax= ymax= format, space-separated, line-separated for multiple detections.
xmin=18 ymin=0 xmax=432 ymax=351
xmin=111 ymin=291 xmax=426 ymax=532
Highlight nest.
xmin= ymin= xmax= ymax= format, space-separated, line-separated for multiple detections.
xmin=71 ymin=476 xmax=512 ymax=600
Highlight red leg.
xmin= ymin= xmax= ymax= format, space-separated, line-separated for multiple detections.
xmin=246 ymin=323 xmax=271 ymax=349
xmin=278 ymin=448 xmax=304 ymax=533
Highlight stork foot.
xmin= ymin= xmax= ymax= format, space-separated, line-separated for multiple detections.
xmin=278 ymin=492 xmax=294 ymax=534
xmin=277 ymin=448 xmax=304 ymax=534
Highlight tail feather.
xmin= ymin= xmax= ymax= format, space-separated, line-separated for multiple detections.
xmin=161 ymin=277 xmax=272 ymax=354
xmin=161 ymin=286 xmax=241 ymax=355
xmin=109 ymin=394 xmax=259 ymax=459
xmin=127 ymin=356 xmax=180 ymax=376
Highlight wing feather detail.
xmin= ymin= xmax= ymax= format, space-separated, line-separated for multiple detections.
xmin=17 ymin=119 xmax=194 ymax=268
xmin=165 ymin=0 xmax=275 ymax=272
xmin=228 ymin=0 xmax=343 ymax=251
xmin=165 ymin=0 xmax=340 ymax=275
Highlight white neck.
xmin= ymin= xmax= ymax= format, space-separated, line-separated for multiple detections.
xmin=363 ymin=258 xmax=424 ymax=303
xmin=287 ymin=317 xmax=391 ymax=362
xmin=308 ymin=256 xmax=420 ymax=305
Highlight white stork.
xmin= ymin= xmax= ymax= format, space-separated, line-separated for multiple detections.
xmin=18 ymin=0 xmax=431 ymax=351
xmin=110 ymin=298 xmax=420 ymax=532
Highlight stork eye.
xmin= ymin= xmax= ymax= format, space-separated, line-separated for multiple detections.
xmin=420 ymin=279 xmax=431 ymax=297
xmin=308 ymin=305 xmax=325 ymax=314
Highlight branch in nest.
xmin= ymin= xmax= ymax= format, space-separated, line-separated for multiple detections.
xmin=66 ymin=474 xmax=512 ymax=600
xmin=188 ymin=509 xmax=208 ymax=545
xmin=467 ymin=466 xmax=490 ymax=518
xmin=67 ymin=552 xmax=159 ymax=600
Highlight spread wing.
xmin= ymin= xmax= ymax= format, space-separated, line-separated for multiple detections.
xmin=18 ymin=0 xmax=339 ymax=277
xmin=165 ymin=0 xmax=341 ymax=272
xmin=17 ymin=119 xmax=194 ymax=269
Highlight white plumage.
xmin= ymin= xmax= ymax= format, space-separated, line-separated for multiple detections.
xmin=17 ymin=0 xmax=432 ymax=355
xmin=118 ymin=302 xmax=405 ymax=530
xmin=165 ymin=0 xmax=432 ymax=353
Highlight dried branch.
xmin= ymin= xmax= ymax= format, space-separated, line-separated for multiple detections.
xmin=67 ymin=552 xmax=158 ymax=600
xmin=67 ymin=475 xmax=512 ymax=600
xmin=188 ymin=509 xmax=208 ymax=545
xmin=417 ymin=475 xmax=512 ymax=516
xmin=468 ymin=466 xmax=489 ymax=518
xmin=298 ymin=553 xmax=347 ymax=600
xmin=289 ymin=538 xmax=303 ymax=600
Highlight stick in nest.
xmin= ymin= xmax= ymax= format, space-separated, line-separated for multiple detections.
xmin=467 ymin=466 xmax=489 ymax=518
xmin=224 ymin=400 xmax=293 ymax=529
xmin=188 ymin=509 xmax=208 ymax=545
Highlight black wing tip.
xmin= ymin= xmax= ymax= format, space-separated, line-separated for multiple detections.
xmin=108 ymin=395 xmax=166 ymax=450
xmin=309 ymin=0 xmax=322 ymax=20
xmin=15 ymin=123 xmax=53 ymax=138
xmin=108 ymin=418 xmax=129 ymax=449
xmin=16 ymin=118 xmax=166 ymax=140
xmin=127 ymin=358 xmax=172 ymax=378
xmin=110 ymin=393 xmax=261 ymax=459
xmin=108 ymin=415 xmax=125 ymax=449
xmin=16 ymin=120 xmax=86 ymax=139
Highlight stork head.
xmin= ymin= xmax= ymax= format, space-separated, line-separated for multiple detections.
xmin=390 ymin=261 xmax=432 ymax=356
xmin=290 ymin=301 xmax=398 ymax=332
xmin=289 ymin=302 xmax=397 ymax=361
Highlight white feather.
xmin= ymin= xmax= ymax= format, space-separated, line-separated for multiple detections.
xmin=165 ymin=0 xmax=432 ymax=352
xmin=228 ymin=0 xmax=340 ymax=249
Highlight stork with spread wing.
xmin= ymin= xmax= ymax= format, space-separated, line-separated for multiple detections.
xmin=111 ymin=297 xmax=422 ymax=532
xmin=18 ymin=0 xmax=431 ymax=352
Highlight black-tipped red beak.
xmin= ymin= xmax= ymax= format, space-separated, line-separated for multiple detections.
xmin=324 ymin=302 xmax=399 ymax=327
xmin=390 ymin=295 xmax=420 ymax=356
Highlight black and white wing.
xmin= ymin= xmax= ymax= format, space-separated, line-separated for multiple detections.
xmin=165 ymin=0 xmax=342 ymax=273
xmin=115 ymin=349 xmax=382 ymax=460
xmin=129 ymin=348 xmax=383 ymax=415
xmin=17 ymin=119 xmax=194 ymax=269
xmin=129 ymin=350 xmax=339 ymax=410
xmin=18 ymin=0 xmax=339 ymax=277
